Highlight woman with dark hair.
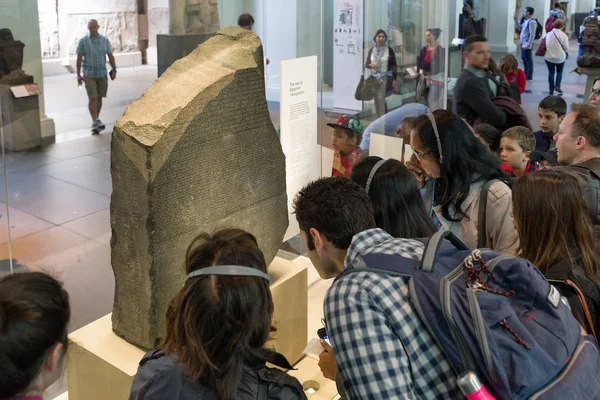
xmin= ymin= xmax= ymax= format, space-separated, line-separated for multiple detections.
xmin=513 ymin=170 xmax=600 ymax=339
xmin=417 ymin=28 xmax=445 ymax=110
xmin=130 ymin=229 xmax=306 ymax=400
xmin=351 ymin=156 xmax=437 ymax=238
xmin=408 ymin=109 xmax=517 ymax=253
xmin=0 ymin=272 xmax=70 ymax=400
xmin=366 ymin=29 xmax=397 ymax=117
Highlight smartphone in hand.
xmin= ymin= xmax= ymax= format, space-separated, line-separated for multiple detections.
xmin=317 ymin=327 xmax=331 ymax=346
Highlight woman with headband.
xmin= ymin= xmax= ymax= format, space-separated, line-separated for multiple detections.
xmin=130 ymin=229 xmax=306 ymax=400
xmin=409 ymin=110 xmax=517 ymax=254
xmin=351 ymin=157 xmax=437 ymax=239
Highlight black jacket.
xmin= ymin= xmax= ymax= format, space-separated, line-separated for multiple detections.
xmin=365 ymin=46 xmax=398 ymax=81
xmin=560 ymin=158 xmax=600 ymax=258
xmin=545 ymin=258 xmax=600 ymax=339
xmin=453 ymin=68 xmax=506 ymax=129
xmin=129 ymin=348 xmax=307 ymax=400
xmin=417 ymin=45 xmax=445 ymax=77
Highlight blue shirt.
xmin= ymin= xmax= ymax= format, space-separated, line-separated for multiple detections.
xmin=360 ymin=103 xmax=429 ymax=150
xmin=325 ymin=228 xmax=460 ymax=399
xmin=534 ymin=129 xmax=555 ymax=152
xmin=520 ymin=18 xmax=537 ymax=47
xmin=76 ymin=34 xmax=113 ymax=78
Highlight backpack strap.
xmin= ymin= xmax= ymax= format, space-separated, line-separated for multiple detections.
xmin=477 ymin=180 xmax=495 ymax=248
xmin=566 ymin=279 xmax=599 ymax=347
xmin=334 ymin=232 xmax=468 ymax=283
xmin=420 ymin=230 xmax=468 ymax=272
xmin=257 ymin=380 xmax=268 ymax=399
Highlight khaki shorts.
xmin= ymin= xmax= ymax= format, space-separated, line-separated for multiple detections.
xmin=84 ymin=76 xmax=108 ymax=98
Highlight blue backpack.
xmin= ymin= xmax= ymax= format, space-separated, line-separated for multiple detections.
xmin=337 ymin=230 xmax=600 ymax=399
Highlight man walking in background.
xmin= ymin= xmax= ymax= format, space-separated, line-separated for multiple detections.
xmin=516 ymin=7 xmax=537 ymax=80
xmin=76 ymin=19 xmax=117 ymax=135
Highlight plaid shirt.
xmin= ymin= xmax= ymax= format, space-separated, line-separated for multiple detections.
xmin=325 ymin=228 xmax=461 ymax=399
xmin=76 ymin=35 xmax=113 ymax=78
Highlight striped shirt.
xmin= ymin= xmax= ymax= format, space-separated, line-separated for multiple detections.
xmin=76 ymin=34 xmax=113 ymax=78
xmin=325 ymin=228 xmax=461 ymax=399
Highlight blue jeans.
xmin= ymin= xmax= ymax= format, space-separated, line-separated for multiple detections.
xmin=545 ymin=60 xmax=565 ymax=93
xmin=522 ymin=48 xmax=533 ymax=79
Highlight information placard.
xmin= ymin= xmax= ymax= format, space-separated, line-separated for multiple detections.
xmin=333 ymin=0 xmax=364 ymax=111
xmin=280 ymin=56 xmax=319 ymax=241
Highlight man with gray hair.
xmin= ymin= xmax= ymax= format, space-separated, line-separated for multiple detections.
xmin=76 ymin=19 xmax=117 ymax=135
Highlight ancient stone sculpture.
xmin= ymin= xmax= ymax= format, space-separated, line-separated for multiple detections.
xmin=169 ymin=0 xmax=220 ymax=35
xmin=578 ymin=17 xmax=600 ymax=68
xmin=462 ymin=0 xmax=486 ymax=38
xmin=111 ymin=27 xmax=288 ymax=349
xmin=0 ymin=29 xmax=33 ymax=85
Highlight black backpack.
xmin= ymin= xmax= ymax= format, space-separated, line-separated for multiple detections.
xmin=487 ymin=74 xmax=520 ymax=103
xmin=533 ymin=18 xmax=543 ymax=40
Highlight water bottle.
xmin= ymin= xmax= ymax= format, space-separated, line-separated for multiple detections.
xmin=457 ymin=371 xmax=496 ymax=400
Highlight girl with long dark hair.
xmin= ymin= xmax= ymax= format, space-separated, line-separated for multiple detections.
xmin=409 ymin=109 xmax=517 ymax=253
xmin=351 ymin=156 xmax=437 ymax=238
xmin=130 ymin=229 xmax=306 ymax=400
xmin=0 ymin=272 xmax=70 ymax=400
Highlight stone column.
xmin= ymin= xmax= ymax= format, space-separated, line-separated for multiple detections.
xmin=486 ymin=0 xmax=517 ymax=55
xmin=2 ymin=0 xmax=55 ymax=140
xmin=169 ymin=0 xmax=185 ymax=35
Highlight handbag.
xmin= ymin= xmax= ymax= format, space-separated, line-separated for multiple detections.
xmin=553 ymin=30 xmax=569 ymax=59
xmin=415 ymin=74 xmax=429 ymax=104
xmin=354 ymin=74 xmax=379 ymax=101
xmin=535 ymin=36 xmax=547 ymax=56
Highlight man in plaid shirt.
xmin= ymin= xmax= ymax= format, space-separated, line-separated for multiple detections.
xmin=76 ymin=19 xmax=117 ymax=135
xmin=293 ymin=177 xmax=460 ymax=399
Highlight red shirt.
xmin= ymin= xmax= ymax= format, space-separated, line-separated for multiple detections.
xmin=332 ymin=148 xmax=361 ymax=178
xmin=504 ymin=69 xmax=527 ymax=104
xmin=502 ymin=161 xmax=538 ymax=177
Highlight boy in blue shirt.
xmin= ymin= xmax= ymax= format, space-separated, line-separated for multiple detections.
xmin=535 ymin=95 xmax=566 ymax=152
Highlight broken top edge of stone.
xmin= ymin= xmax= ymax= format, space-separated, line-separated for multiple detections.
xmin=115 ymin=26 xmax=265 ymax=147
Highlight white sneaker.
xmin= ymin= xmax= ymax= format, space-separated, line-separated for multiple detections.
xmin=91 ymin=120 xmax=100 ymax=135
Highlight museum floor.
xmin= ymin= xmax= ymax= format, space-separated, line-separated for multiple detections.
xmin=0 ymin=41 xmax=586 ymax=399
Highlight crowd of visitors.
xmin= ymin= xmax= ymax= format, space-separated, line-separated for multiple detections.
xmin=7 ymin=6 xmax=600 ymax=400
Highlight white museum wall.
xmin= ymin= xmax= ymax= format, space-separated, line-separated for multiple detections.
xmin=263 ymin=0 xmax=298 ymax=102
xmin=38 ymin=0 xmax=142 ymax=75
xmin=2 ymin=0 xmax=55 ymax=138
xmin=147 ymin=0 xmax=169 ymax=65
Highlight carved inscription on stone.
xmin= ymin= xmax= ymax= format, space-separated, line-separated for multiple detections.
xmin=110 ymin=27 xmax=288 ymax=349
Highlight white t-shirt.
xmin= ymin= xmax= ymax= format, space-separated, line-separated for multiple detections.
xmin=545 ymin=29 xmax=569 ymax=64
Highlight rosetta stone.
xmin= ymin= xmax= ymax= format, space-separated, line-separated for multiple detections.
xmin=110 ymin=27 xmax=288 ymax=349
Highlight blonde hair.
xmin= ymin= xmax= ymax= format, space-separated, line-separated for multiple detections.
xmin=502 ymin=126 xmax=536 ymax=152
xmin=499 ymin=54 xmax=519 ymax=75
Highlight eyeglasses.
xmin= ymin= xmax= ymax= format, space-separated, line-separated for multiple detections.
xmin=590 ymin=88 xmax=600 ymax=97
xmin=413 ymin=149 xmax=436 ymax=160
xmin=410 ymin=113 xmax=443 ymax=162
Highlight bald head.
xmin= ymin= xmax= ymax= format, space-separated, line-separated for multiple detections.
xmin=88 ymin=19 xmax=99 ymax=37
